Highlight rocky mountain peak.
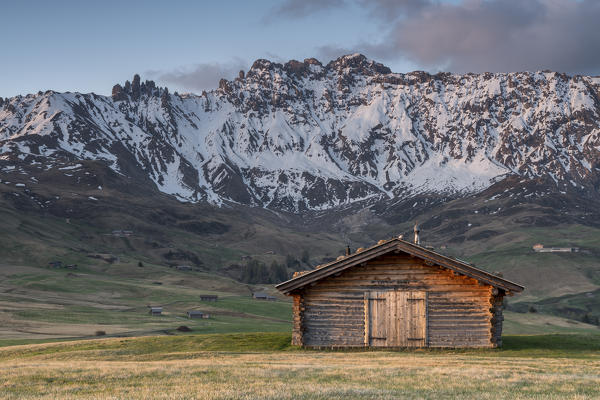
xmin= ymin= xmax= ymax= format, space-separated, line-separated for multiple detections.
xmin=249 ymin=59 xmax=280 ymax=72
xmin=326 ymin=53 xmax=392 ymax=76
xmin=111 ymin=74 xmax=162 ymax=102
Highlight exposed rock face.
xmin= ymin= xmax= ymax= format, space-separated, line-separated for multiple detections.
xmin=111 ymin=84 xmax=127 ymax=102
xmin=1 ymin=54 xmax=599 ymax=212
xmin=131 ymin=74 xmax=141 ymax=100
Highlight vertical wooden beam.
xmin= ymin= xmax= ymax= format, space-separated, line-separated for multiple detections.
xmin=291 ymin=294 xmax=304 ymax=346
xmin=364 ymin=292 xmax=370 ymax=347
xmin=424 ymin=291 xmax=429 ymax=347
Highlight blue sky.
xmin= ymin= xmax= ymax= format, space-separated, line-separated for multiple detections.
xmin=1 ymin=0 xmax=599 ymax=97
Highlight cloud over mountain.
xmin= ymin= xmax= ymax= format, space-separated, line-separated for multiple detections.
xmin=150 ymin=59 xmax=247 ymax=93
xmin=274 ymin=0 xmax=600 ymax=74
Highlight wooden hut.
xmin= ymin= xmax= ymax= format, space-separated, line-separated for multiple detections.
xmin=187 ymin=311 xmax=210 ymax=319
xmin=276 ymin=237 xmax=523 ymax=348
xmin=253 ymin=292 xmax=276 ymax=301
xmin=148 ymin=306 xmax=163 ymax=316
xmin=200 ymin=295 xmax=218 ymax=302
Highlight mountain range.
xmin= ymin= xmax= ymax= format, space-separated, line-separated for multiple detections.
xmin=2 ymin=54 xmax=599 ymax=213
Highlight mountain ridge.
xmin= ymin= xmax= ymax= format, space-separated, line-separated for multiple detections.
xmin=1 ymin=54 xmax=599 ymax=212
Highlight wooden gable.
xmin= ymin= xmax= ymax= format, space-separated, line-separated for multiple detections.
xmin=276 ymin=238 xmax=524 ymax=295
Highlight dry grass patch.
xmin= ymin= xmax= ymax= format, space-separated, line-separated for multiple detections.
xmin=1 ymin=353 xmax=599 ymax=399
xmin=0 ymin=333 xmax=599 ymax=399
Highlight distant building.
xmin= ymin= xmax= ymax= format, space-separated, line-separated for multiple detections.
xmin=111 ymin=230 xmax=133 ymax=237
xmin=533 ymin=244 xmax=579 ymax=253
xmin=149 ymin=307 xmax=163 ymax=316
xmin=200 ymin=295 xmax=218 ymax=301
xmin=48 ymin=261 xmax=63 ymax=268
xmin=175 ymin=265 xmax=192 ymax=271
xmin=253 ymin=292 xmax=276 ymax=301
xmin=187 ymin=311 xmax=210 ymax=319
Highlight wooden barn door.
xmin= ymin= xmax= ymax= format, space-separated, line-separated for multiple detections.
xmin=365 ymin=290 xmax=427 ymax=347
xmin=396 ymin=291 xmax=427 ymax=347
xmin=364 ymin=291 xmax=388 ymax=346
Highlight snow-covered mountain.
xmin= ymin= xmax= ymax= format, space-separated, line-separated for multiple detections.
xmin=1 ymin=54 xmax=599 ymax=212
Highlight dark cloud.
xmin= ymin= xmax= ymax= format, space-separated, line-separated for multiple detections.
xmin=149 ymin=59 xmax=247 ymax=93
xmin=368 ymin=0 xmax=600 ymax=74
xmin=384 ymin=0 xmax=600 ymax=74
xmin=274 ymin=0 xmax=600 ymax=75
xmin=265 ymin=0 xmax=346 ymax=20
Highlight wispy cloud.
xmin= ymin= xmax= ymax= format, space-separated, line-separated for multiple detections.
xmin=149 ymin=58 xmax=248 ymax=93
xmin=356 ymin=0 xmax=432 ymax=21
xmin=265 ymin=0 xmax=346 ymax=21
xmin=315 ymin=44 xmax=356 ymax=63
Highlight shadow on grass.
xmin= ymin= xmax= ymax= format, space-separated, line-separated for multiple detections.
xmin=2 ymin=333 xmax=600 ymax=361
xmin=502 ymin=334 xmax=600 ymax=354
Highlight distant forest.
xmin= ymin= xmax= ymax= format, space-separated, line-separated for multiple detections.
xmin=240 ymin=251 xmax=311 ymax=284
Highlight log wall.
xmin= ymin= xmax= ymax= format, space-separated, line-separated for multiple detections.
xmin=490 ymin=292 xmax=505 ymax=347
xmin=294 ymin=253 xmax=500 ymax=348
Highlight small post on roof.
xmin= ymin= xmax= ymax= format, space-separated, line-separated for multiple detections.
xmin=414 ymin=222 xmax=420 ymax=245
xmin=346 ymin=245 xmax=351 ymax=256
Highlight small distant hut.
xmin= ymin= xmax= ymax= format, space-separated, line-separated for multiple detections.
xmin=532 ymin=244 xmax=579 ymax=253
xmin=276 ymin=235 xmax=523 ymax=348
xmin=253 ymin=292 xmax=276 ymax=301
xmin=187 ymin=311 xmax=210 ymax=319
xmin=200 ymin=295 xmax=218 ymax=302
xmin=148 ymin=307 xmax=163 ymax=316
xmin=176 ymin=265 xmax=192 ymax=271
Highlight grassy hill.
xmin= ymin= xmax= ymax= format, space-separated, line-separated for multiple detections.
xmin=1 ymin=160 xmax=599 ymax=340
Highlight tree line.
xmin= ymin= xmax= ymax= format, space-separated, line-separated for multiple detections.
xmin=239 ymin=251 xmax=312 ymax=284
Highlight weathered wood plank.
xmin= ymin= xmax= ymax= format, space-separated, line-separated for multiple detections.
xmin=295 ymin=252 xmax=498 ymax=348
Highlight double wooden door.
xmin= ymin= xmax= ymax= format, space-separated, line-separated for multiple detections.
xmin=364 ymin=290 xmax=427 ymax=347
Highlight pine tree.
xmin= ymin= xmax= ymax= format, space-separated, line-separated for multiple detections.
xmin=301 ymin=249 xmax=310 ymax=264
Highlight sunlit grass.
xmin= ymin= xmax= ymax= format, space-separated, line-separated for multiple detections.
xmin=0 ymin=333 xmax=599 ymax=399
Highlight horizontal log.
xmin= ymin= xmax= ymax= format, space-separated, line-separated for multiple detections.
xmin=430 ymin=318 xmax=490 ymax=323
xmin=305 ymin=293 xmax=491 ymax=301
xmin=304 ymin=334 xmax=364 ymax=340
xmin=308 ymin=285 xmax=491 ymax=292
xmin=303 ymin=314 xmax=365 ymax=320
xmin=304 ymin=304 xmax=364 ymax=310
xmin=428 ymin=335 xmax=491 ymax=341
xmin=303 ymin=319 xmax=365 ymax=325
xmin=313 ymin=279 xmax=491 ymax=288
xmin=305 ymin=324 xmax=365 ymax=330
xmin=428 ymin=311 xmax=491 ymax=316
xmin=429 ymin=323 xmax=491 ymax=328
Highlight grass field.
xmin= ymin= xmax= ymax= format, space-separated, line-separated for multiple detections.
xmin=0 ymin=332 xmax=599 ymax=399
xmin=0 ymin=261 xmax=291 ymax=340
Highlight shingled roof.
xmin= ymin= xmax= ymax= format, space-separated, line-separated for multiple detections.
xmin=276 ymin=237 xmax=524 ymax=295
